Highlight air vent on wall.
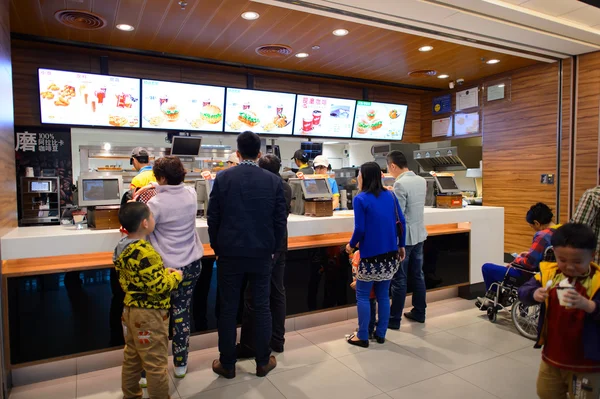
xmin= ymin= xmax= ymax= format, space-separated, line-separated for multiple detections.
xmin=255 ymin=44 xmax=293 ymax=58
xmin=408 ymin=69 xmax=438 ymax=77
xmin=55 ymin=9 xmax=107 ymax=30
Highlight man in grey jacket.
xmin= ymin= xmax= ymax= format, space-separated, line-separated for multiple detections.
xmin=386 ymin=150 xmax=428 ymax=328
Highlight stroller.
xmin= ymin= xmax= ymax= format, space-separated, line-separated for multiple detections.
xmin=476 ymin=247 xmax=554 ymax=340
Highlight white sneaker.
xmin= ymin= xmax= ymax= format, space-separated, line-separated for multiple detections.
xmin=139 ymin=377 xmax=148 ymax=388
xmin=174 ymin=366 xmax=187 ymax=379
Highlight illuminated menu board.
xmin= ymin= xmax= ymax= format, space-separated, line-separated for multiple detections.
xmin=224 ymin=88 xmax=296 ymax=135
xmin=352 ymin=101 xmax=408 ymax=140
xmin=293 ymin=95 xmax=356 ymax=138
xmin=141 ymin=80 xmax=225 ymax=131
xmin=38 ymin=69 xmax=141 ymax=128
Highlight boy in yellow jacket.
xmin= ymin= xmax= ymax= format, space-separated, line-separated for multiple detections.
xmin=114 ymin=202 xmax=183 ymax=399
xmin=519 ymin=223 xmax=600 ymax=398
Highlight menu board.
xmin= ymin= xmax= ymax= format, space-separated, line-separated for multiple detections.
xmin=38 ymin=69 xmax=141 ymax=128
xmin=293 ymin=95 xmax=356 ymax=138
xmin=352 ymin=101 xmax=408 ymax=140
xmin=224 ymin=88 xmax=296 ymax=135
xmin=141 ymin=80 xmax=225 ymax=131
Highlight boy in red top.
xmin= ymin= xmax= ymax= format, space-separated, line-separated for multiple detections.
xmin=519 ymin=223 xmax=600 ymax=398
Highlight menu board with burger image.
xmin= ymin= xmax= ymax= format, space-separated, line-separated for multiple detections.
xmin=39 ymin=69 xmax=141 ymax=128
xmin=352 ymin=101 xmax=408 ymax=140
xmin=141 ymin=80 xmax=225 ymax=131
xmin=224 ymin=88 xmax=296 ymax=135
xmin=294 ymin=95 xmax=356 ymax=138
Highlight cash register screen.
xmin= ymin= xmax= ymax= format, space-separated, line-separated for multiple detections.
xmin=82 ymin=179 xmax=121 ymax=202
xmin=436 ymin=176 xmax=460 ymax=192
xmin=302 ymin=179 xmax=330 ymax=199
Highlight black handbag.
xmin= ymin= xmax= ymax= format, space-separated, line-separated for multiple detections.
xmin=392 ymin=191 xmax=404 ymax=247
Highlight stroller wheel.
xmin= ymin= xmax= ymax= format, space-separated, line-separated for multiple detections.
xmin=487 ymin=307 xmax=497 ymax=323
xmin=511 ymin=300 xmax=540 ymax=340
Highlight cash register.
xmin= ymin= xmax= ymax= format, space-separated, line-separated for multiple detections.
xmin=432 ymin=174 xmax=463 ymax=208
xmin=289 ymin=177 xmax=334 ymax=217
xmin=78 ymin=174 xmax=124 ymax=229
xmin=195 ymin=179 xmax=214 ymax=217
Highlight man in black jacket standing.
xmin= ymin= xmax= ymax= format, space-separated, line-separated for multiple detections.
xmin=238 ymin=154 xmax=292 ymax=357
xmin=208 ymin=131 xmax=287 ymax=379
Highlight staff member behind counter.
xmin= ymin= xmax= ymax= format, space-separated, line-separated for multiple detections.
xmin=291 ymin=150 xmax=314 ymax=174
xmin=130 ymin=147 xmax=156 ymax=190
xmin=312 ymin=155 xmax=340 ymax=210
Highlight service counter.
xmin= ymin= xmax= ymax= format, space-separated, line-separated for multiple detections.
xmin=1 ymin=206 xmax=503 ymax=366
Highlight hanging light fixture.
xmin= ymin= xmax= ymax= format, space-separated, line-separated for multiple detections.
xmin=178 ymin=1 xmax=188 ymax=10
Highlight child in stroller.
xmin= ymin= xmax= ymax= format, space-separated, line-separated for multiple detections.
xmin=477 ymin=202 xmax=558 ymax=311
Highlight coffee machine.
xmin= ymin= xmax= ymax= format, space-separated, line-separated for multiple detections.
xmin=334 ymin=168 xmax=359 ymax=210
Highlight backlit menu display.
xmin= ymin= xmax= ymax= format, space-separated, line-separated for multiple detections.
xmin=39 ymin=69 xmax=141 ymax=128
xmin=224 ymin=88 xmax=296 ymax=135
xmin=293 ymin=95 xmax=356 ymax=138
xmin=141 ymin=80 xmax=225 ymax=131
xmin=352 ymin=101 xmax=408 ymax=140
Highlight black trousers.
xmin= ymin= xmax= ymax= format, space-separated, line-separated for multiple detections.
xmin=240 ymin=252 xmax=287 ymax=353
xmin=217 ymin=256 xmax=272 ymax=369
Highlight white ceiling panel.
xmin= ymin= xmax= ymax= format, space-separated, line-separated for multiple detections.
xmin=520 ymin=0 xmax=585 ymax=17
xmin=559 ymin=6 xmax=600 ymax=27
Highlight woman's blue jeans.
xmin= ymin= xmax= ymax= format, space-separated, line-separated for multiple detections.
xmin=356 ymin=279 xmax=392 ymax=341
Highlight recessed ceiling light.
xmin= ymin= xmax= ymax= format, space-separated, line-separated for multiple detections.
xmin=241 ymin=11 xmax=260 ymax=20
xmin=419 ymin=46 xmax=434 ymax=52
xmin=487 ymin=59 xmax=500 ymax=64
xmin=295 ymin=52 xmax=309 ymax=58
xmin=116 ymin=24 xmax=134 ymax=31
xmin=332 ymin=29 xmax=349 ymax=36
xmin=437 ymin=74 xmax=449 ymax=79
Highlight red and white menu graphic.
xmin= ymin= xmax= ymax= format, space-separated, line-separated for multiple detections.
xmin=293 ymin=95 xmax=356 ymax=138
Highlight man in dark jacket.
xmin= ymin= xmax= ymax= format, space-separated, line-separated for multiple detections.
xmin=208 ymin=131 xmax=287 ymax=379
xmin=238 ymin=154 xmax=292 ymax=358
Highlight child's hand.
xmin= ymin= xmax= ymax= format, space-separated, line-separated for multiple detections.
xmin=533 ymin=287 xmax=549 ymax=303
xmin=350 ymin=281 xmax=356 ymax=290
xmin=346 ymin=244 xmax=353 ymax=254
xmin=563 ymin=289 xmax=596 ymax=313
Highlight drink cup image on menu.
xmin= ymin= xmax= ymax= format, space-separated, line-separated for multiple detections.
xmin=294 ymin=95 xmax=356 ymax=138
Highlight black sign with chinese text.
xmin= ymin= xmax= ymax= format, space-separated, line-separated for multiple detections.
xmin=14 ymin=128 xmax=73 ymax=206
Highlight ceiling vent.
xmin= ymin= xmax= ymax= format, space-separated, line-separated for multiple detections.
xmin=255 ymin=44 xmax=293 ymax=58
xmin=408 ymin=69 xmax=438 ymax=77
xmin=55 ymin=9 xmax=107 ymax=30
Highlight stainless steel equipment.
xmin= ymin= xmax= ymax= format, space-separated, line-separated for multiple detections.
xmin=413 ymin=145 xmax=482 ymax=172
xmin=19 ymin=176 xmax=61 ymax=225
xmin=371 ymin=143 xmax=420 ymax=171
xmin=334 ymin=168 xmax=359 ymax=210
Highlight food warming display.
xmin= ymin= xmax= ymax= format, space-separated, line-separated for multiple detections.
xmin=38 ymin=69 xmax=141 ymax=128
xmin=141 ymin=80 xmax=225 ymax=131
xmin=293 ymin=95 xmax=356 ymax=138
xmin=224 ymin=88 xmax=296 ymax=135
xmin=352 ymin=101 xmax=408 ymax=140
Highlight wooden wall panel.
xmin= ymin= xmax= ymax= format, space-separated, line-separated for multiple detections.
xmin=11 ymin=40 xmax=423 ymax=144
xmin=483 ymin=63 xmax=559 ymax=252
xmin=0 ymin=0 xmax=17 ymax=247
xmin=559 ymin=58 xmax=572 ymax=223
xmin=573 ymin=52 xmax=600 ymax=209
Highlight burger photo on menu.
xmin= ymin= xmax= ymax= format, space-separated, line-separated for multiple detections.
xmin=141 ymin=79 xmax=225 ymax=131
xmin=224 ymin=88 xmax=296 ymax=135
xmin=352 ymin=100 xmax=408 ymax=140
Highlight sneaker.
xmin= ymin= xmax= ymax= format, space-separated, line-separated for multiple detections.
xmin=174 ymin=365 xmax=187 ymax=379
xmin=139 ymin=377 xmax=147 ymax=388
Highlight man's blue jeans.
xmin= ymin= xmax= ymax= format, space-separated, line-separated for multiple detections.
xmin=389 ymin=241 xmax=427 ymax=328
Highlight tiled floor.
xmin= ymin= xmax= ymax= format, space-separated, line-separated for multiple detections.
xmin=10 ymin=298 xmax=543 ymax=399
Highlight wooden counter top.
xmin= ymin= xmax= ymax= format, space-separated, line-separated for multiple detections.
xmin=2 ymin=224 xmax=469 ymax=277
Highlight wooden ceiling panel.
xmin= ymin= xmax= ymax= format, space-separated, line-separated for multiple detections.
xmin=9 ymin=0 xmax=541 ymax=89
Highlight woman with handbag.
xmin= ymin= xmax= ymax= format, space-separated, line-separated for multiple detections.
xmin=345 ymin=162 xmax=406 ymax=347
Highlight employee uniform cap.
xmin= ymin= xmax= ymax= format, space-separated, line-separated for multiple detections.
xmin=313 ymin=155 xmax=330 ymax=168
xmin=227 ymin=153 xmax=240 ymax=164
xmin=292 ymin=149 xmax=308 ymax=161
xmin=131 ymin=147 xmax=150 ymax=158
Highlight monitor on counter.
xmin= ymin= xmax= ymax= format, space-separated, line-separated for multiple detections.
xmin=38 ymin=68 xmax=141 ymax=128
xmin=300 ymin=178 xmax=333 ymax=199
xmin=433 ymin=175 xmax=460 ymax=194
xmin=141 ymin=79 xmax=225 ymax=131
xmin=171 ymin=136 xmax=202 ymax=157
xmin=224 ymin=88 xmax=296 ymax=135
xmin=78 ymin=175 xmax=123 ymax=206
xmin=351 ymin=100 xmax=408 ymax=141
xmin=293 ymin=95 xmax=356 ymax=138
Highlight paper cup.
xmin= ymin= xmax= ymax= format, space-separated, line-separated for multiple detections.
xmin=557 ymin=287 xmax=575 ymax=307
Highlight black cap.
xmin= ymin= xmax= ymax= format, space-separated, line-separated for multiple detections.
xmin=292 ymin=149 xmax=308 ymax=163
